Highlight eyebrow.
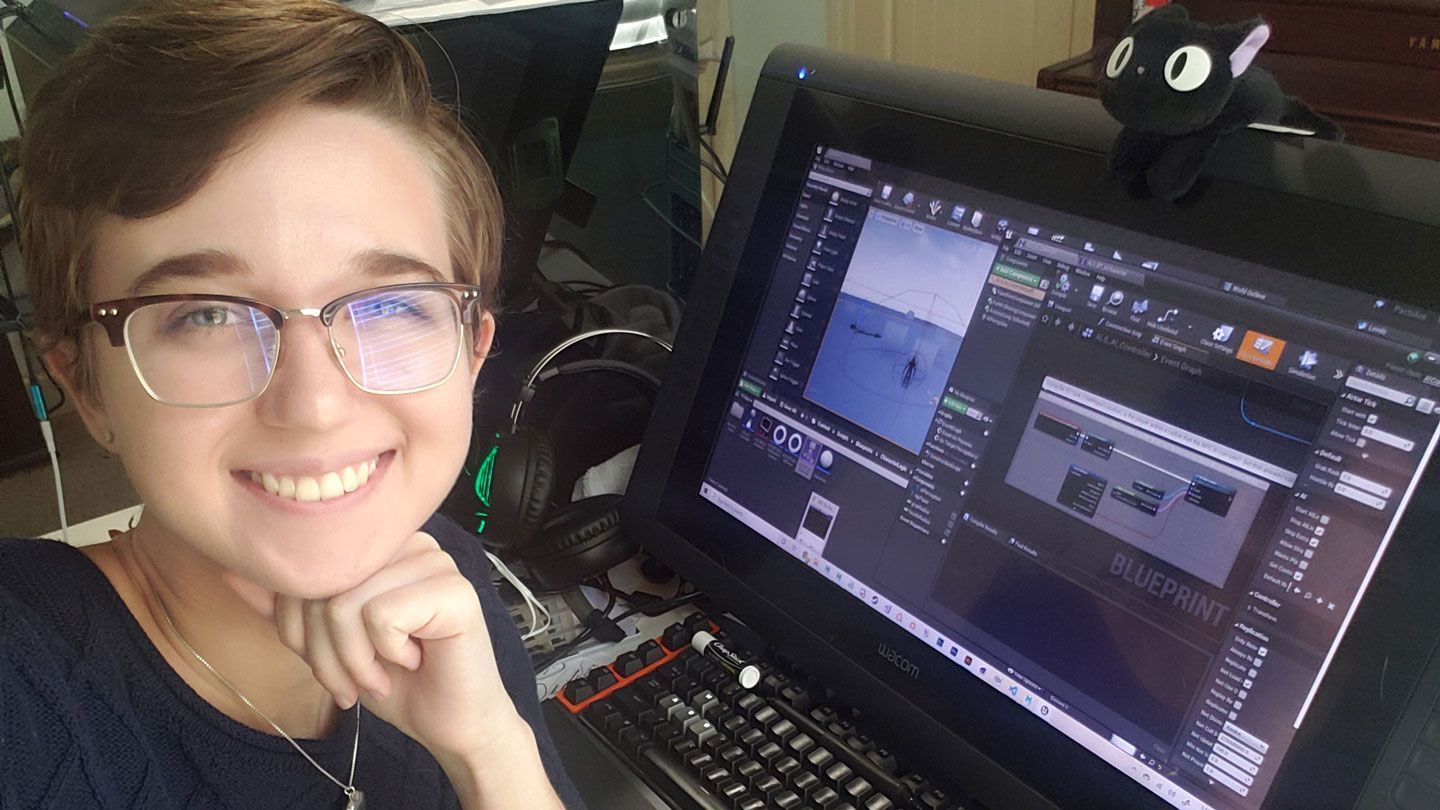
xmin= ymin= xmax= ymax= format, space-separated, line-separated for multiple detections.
xmin=125 ymin=248 xmax=448 ymax=297
xmin=352 ymin=249 xmax=449 ymax=284
xmin=127 ymin=249 xmax=249 ymax=297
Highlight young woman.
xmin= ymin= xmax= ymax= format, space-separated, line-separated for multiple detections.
xmin=2 ymin=1 xmax=581 ymax=806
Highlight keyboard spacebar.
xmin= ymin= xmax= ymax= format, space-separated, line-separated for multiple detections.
xmin=639 ymin=746 xmax=730 ymax=810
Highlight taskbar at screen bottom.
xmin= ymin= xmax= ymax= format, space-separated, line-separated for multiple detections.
xmin=699 ymin=481 xmax=1224 ymax=810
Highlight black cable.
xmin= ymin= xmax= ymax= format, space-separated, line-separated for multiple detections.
xmin=612 ymin=590 xmax=701 ymax=624
xmin=531 ymin=588 xmax=702 ymax=673
xmin=697 ymin=137 xmax=729 ymax=182
xmin=699 ymin=158 xmax=726 ymax=184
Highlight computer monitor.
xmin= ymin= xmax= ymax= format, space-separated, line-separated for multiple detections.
xmin=623 ymin=45 xmax=1440 ymax=810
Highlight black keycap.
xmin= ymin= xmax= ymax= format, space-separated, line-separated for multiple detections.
xmin=792 ymin=771 xmax=821 ymax=801
xmin=720 ymin=779 xmax=748 ymax=802
xmin=780 ymin=684 xmax=813 ymax=712
xmin=684 ymin=653 xmax=711 ymax=676
xmin=661 ymin=622 xmax=692 ymax=650
xmin=769 ymin=718 xmax=797 ymax=742
xmin=672 ymin=740 xmax=698 ymax=759
xmin=561 ymin=678 xmax=594 ymax=703
xmin=702 ymin=766 xmax=731 ymax=787
xmin=787 ymin=732 xmax=816 ymax=755
xmin=845 ymin=733 xmax=875 ymax=754
xmin=865 ymin=747 xmax=898 ymax=774
xmin=684 ymin=612 xmax=711 ymax=634
xmin=686 ymin=751 xmax=715 ymax=771
xmin=721 ymin=714 xmax=748 ymax=735
xmin=752 ymin=705 xmax=780 ymax=729
xmin=807 ymin=746 xmax=836 ymax=770
xmin=811 ymin=786 xmax=841 ymax=808
xmin=772 ymin=790 xmax=802 ymax=808
xmin=719 ymin=745 xmax=747 ymax=764
xmin=738 ymin=728 xmax=767 ymax=754
xmin=586 ymin=666 xmax=617 ymax=692
xmin=755 ymin=741 xmax=783 ymax=765
xmin=826 ymin=761 xmax=854 ymax=787
xmin=752 ymin=775 xmax=783 ymax=799
xmin=617 ymin=725 xmax=649 ymax=758
xmin=810 ymin=706 xmax=838 ymax=725
xmin=760 ymin=672 xmax=789 ymax=697
xmin=633 ymin=675 xmax=666 ymax=699
xmin=773 ymin=755 xmax=802 ymax=782
xmin=735 ymin=758 xmax=764 ymax=781
xmin=864 ymin=792 xmax=894 ymax=810
xmin=845 ymin=776 xmax=874 ymax=800
xmin=613 ymin=690 xmax=648 ymax=717
xmin=919 ymin=788 xmax=952 ymax=809
xmin=614 ymin=651 xmax=644 ymax=677
xmin=737 ymin=799 xmax=765 ymax=810
xmin=637 ymin=640 xmax=666 ymax=665
xmin=693 ymin=690 xmax=721 ymax=717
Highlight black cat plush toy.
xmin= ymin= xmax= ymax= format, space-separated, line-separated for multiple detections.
xmin=1099 ymin=3 xmax=1341 ymax=201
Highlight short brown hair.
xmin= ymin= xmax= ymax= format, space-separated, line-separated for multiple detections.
xmin=20 ymin=0 xmax=502 ymax=391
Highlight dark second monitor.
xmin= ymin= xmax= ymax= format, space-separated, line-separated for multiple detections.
xmin=624 ymin=44 xmax=1440 ymax=810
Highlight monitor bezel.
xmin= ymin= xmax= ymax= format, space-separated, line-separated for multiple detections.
xmin=624 ymin=44 xmax=1440 ymax=810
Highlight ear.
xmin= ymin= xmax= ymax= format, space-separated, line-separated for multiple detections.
xmin=1228 ymin=20 xmax=1271 ymax=77
xmin=467 ymin=310 xmax=496 ymax=387
xmin=43 ymin=337 xmax=116 ymax=449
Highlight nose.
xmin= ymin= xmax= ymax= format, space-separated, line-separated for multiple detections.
xmin=254 ymin=316 xmax=360 ymax=432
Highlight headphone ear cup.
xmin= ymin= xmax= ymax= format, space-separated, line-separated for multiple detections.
xmin=520 ymin=494 xmax=638 ymax=591
xmin=485 ymin=429 xmax=556 ymax=552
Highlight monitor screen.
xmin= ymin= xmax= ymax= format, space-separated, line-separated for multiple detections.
xmin=695 ymin=145 xmax=1440 ymax=810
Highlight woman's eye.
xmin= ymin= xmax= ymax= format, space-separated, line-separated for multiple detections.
xmin=365 ymin=297 xmax=425 ymax=320
xmin=184 ymin=306 xmax=237 ymax=328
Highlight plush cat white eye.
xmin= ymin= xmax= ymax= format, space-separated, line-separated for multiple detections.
xmin=1164 ymin=45 xmax=1212 ymax=92
xmin=1106 ymin=36 xmax=1135 ymax=79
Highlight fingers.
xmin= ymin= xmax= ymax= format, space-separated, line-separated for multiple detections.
xmin=276 ymin=537 xmax=461 ymax=706
xmin=303 ymin=599 xmax=365 ymax=708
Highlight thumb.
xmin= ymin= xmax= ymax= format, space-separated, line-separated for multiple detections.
xmin=222 ymin=569 xmax=278 ymax=621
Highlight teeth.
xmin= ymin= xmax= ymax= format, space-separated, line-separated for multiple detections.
xmin=248 ymin=456 xmax=381 ymax=504
xmin=295 ymin=477 xmax=321 ymax=503
xmin=320 ymin=472 xmax=345 ymax=500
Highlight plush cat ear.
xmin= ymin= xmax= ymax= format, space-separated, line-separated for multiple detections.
xmin=1229 ymin=21 xmax=1271 ymax=76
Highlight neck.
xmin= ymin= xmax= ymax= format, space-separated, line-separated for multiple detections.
xmin=101 ymin=520 xmax=342 ymax=740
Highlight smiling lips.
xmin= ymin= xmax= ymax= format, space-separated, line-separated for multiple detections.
xmin=246 ymin=456 xmax=380 ymax=502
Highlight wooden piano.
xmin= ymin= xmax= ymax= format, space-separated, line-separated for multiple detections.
xmin=1037 ymin=0 xmax=1440 ymax=160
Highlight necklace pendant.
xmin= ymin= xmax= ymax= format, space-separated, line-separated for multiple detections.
xmin=342 ymin=788 xmax=365 ymax=810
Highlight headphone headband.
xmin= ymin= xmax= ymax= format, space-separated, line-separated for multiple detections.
xmin=509 ymin=328 xmax=673 ymax=432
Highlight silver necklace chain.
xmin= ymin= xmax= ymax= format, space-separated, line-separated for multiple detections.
xmin=158 ymin=604 xmax=362 ymax=802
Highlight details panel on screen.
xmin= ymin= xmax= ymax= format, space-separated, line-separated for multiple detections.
xmin=698 ymin=146 xmax=1440 ymax=810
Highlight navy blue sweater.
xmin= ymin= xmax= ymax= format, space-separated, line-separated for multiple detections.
xmin=0 ymin=514 xmax=583 ymax=808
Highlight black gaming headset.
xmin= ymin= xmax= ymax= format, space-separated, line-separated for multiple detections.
xmin=475 ymin=328 xmax=671 ymax=591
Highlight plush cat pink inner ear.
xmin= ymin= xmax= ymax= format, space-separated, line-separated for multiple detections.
xmin=1230 ymin=24 xmax=1271 ymax=76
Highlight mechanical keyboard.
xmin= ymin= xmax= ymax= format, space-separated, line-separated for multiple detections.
xmin=550 ymin=612 xmax=970 ymax=810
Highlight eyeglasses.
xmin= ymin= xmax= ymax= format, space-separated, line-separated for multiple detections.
xmin=88 ymin=282 xmax=485 ymax=407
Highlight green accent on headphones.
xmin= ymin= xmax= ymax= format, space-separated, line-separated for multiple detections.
xmin=472 ymin=435 xmax=500 ymax=535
